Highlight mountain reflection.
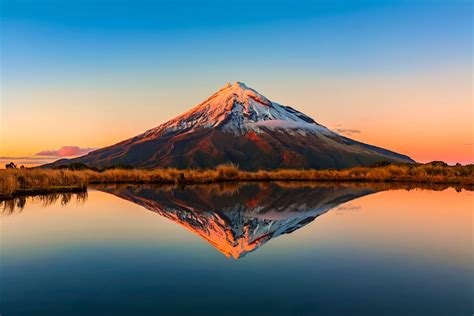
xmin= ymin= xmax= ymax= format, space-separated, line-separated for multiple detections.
xmin=1 ymin=182 xmax=466 ymax=258
xmin=98 ymin=183 xmax=377 ymax=259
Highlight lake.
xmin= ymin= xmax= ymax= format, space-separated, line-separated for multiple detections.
xmin=1 ymin=183 xmax=472 ymax=315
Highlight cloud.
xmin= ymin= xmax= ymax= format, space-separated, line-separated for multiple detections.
xmin=36 ymin=146 xmax=96 ymax=157
xmin=334 ymin=128 xmax=361 ymax=136
xmin=0 ymin=156 xmax=57 ymax=161
xmin=335 ymin=204 xmax=361 ymax=211
xmin=0 ymin=156 xmax=59 ymax=168
xmin=334 ymin=203 xmax=361 ymax=215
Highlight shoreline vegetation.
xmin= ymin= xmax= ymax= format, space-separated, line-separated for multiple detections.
xmin=1 ymin=181 xmax=469 ymax=216
xmin=0 ymin=162 xmax=472 ymax=199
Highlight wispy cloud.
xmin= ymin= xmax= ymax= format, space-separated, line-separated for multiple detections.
xmin=0 ymin=156 xmax=59 ymax=168
xmin=334 ymin=203 xmax=362 ymax=215
xmin=335 ymin=204 xmax=361 ymax=211
xmin=1 ymin=146 xmax=96 ymax=168
xmin=0 ymin=156 xmax=57 ymax=161
xmin=35 ymin=146 xmax=96 ymax=157
xmin=334 ymin=128 xmax=361 ymax=136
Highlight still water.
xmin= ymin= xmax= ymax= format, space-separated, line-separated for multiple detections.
xmin=1 ymin=183 xmax=472 ymax=315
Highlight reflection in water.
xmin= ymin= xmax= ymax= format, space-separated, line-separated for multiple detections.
xmin=1 ymin=183 xmax=472 ymax=315
xmin=97 ymin=183 xmax=377 ymax=258
xmin=1 ymin=182 xmax=468 ymax=259
xmin=0 ymin=182 xmax=466 ymax=259
xmin=0 ymin=192 xmax=88 ymax=215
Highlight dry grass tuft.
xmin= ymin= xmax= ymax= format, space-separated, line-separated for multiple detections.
xmin=1 ymin=163 xmax=473 ymax=198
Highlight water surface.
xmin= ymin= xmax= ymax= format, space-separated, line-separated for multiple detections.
xmin=1 ymin=183 xmax=472 ymax=315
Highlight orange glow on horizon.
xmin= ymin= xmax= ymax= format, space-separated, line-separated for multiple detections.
xmin=1 ymin=68 xmax=472 ymax=164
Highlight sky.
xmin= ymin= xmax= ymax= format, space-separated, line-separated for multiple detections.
xmin=0 ymin=0 xmax=472 ymax=166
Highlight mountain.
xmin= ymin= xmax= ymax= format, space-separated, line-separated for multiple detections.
xmin=98 ymin=183 xmax=377 ymax=259
xmin=46 ymin=82 xmax=414 ymax=170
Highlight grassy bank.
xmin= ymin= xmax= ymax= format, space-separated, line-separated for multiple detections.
xmin=1 ymin=163 xmax=473 ymax=199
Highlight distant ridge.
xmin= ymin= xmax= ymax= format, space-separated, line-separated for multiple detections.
xmin=44 ymin=82 xmax=414 ymax=170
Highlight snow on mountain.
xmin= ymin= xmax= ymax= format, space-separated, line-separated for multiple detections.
xmin=143 ymin=81 xmax=329 ymax=136
xmin=247 ymin=120 xmax=334 ymax=136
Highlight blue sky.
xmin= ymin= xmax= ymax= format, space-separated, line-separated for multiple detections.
xmin=2 ymin=0 xmax=471 ymax=82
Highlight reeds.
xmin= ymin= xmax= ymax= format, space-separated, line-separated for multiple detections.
xmin=1 ymin=163 xmax=473 ymax=198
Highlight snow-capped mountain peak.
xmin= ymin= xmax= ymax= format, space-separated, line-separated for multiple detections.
xmin=220 ymin=81 xmax=272 ymax=106
xmin=148 ymin=81 xmax=328 ymax=136
xmin=46 ymin=81 xmax=415 ymax=170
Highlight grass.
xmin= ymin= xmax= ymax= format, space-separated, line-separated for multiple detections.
xmin=1 ymin=180 xmax=469 ymax=215
xmin=1 ymin=162 xmax=473 ymax=199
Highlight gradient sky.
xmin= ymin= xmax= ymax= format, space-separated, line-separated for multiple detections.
xmin=0 ymin=0 xmax=472 ymax=165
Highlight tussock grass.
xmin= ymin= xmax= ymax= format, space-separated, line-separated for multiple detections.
xmin=1 ymin=163 xmax=473 ymax=198
xmin=0 ymin=169 xmax=89 ymax=197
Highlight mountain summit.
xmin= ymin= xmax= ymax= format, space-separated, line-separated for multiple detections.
xmin=154 ymin=81 xmax=322 ymax=135
xmin=46 ymin=82 xmax=414 ymax=170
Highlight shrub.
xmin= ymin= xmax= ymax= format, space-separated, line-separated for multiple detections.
xmin=428 ymin=161 xmax=449 ymax=167
xmin=5 ymin=162 xmax=17 ymax=169
xmin=370 ymin=160 xmax=393 ymax=168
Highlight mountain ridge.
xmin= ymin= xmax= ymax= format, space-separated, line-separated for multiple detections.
xmin=44 ymin=81 xmax=414 ymax=170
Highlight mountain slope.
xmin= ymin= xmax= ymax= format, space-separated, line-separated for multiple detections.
xmin=46 ymin=82 xmax=414 ymax=170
